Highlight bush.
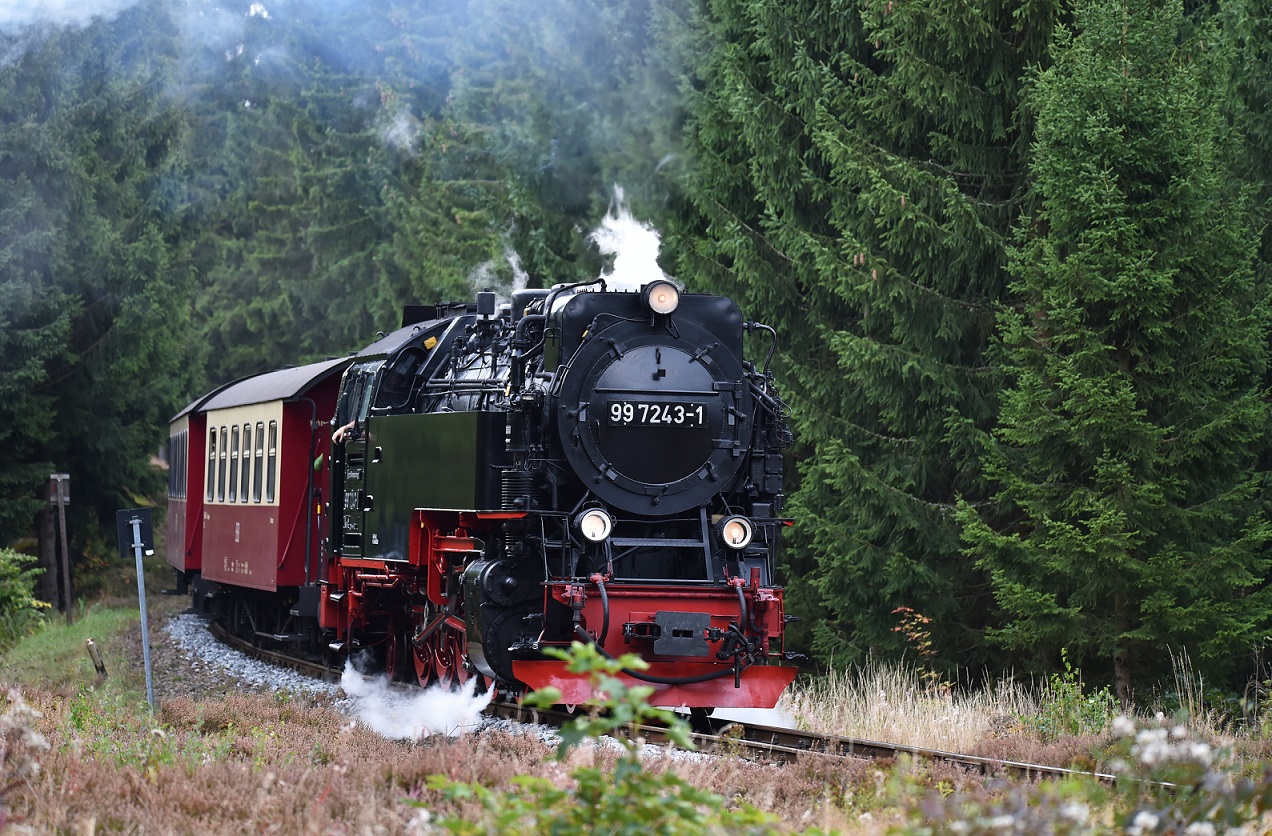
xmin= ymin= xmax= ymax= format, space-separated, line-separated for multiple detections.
xmin=1023 ymin=650 xmax=1119 ymax=742
xmin=419 ymin=642 xmax=802 ymax=834
xmin=0 ymin=548 xmax=50 ymax=652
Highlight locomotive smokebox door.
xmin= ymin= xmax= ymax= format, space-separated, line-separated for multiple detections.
xmin=553 ymin=295 xmax=754 ymax=515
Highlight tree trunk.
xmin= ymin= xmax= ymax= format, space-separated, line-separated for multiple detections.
xmin=1113 ymin=593 xmax=1133 ymax=707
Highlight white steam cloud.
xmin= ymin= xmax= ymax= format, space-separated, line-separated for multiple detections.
xmin=588 ymin=186 xmax=674 ymax=293
xmin=340 ymin=662 xmax=493 ymax=739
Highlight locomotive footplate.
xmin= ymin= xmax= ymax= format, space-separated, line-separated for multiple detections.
xmin=511 ymin=659 xmax=797 ymax=709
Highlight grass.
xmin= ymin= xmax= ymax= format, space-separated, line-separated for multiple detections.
xmin=0 ymin=604 xmax=140 ymax=690
xmin=2 ymin=570 xmax=1271 ymax=832
xmin=782 ymin=661 xmax=1041 ymax=753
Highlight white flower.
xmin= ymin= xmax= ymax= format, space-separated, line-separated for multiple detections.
xmin=1127 ymin=810 xmax=1160 ymax=836
xmin=1170 ymin=725 xmax=1187 ymax=740
xmin=1112 ymin=715 xmax=1137 ymax=737
xmin=1183 ymin=823 xmax=1215 ymax=836
xmin=1058 ymin=801 xmax=1089 ymax=824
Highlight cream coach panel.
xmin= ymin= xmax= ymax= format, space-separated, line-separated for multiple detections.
xmin=204 ymin=402 xmax=284 ymax=507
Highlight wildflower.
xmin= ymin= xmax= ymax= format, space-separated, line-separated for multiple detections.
xmin=1058 ymin=801 xmax=1089 ymax=824
xmin=1183 ymin=823 xmax=1216 ymax=836
xmin=1127 ymin=809 xmax=1160 ymax=836
xmin=1182 ymin=741 xmax=1213 ymax=767
xmin=1133 ymin=727 xmax=1171 ymax=767
xmin=1112 ymin=715 xmax=1137 ymax=737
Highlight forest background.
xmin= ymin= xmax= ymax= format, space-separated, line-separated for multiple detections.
xmin=2 ymin=0 xmax=1271 ymax=706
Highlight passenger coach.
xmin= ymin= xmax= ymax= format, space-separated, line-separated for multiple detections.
xmin=167 ymin=358 xmax=350 ymax=612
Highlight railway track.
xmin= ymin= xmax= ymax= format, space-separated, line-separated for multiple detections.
xmin=208 ymin=623 xmax=1116 ymax=784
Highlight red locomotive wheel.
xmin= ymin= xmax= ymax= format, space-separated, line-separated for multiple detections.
xmin=412 ymin=633 xmax=438 ymax=687
xmin=385 ymin=631 xmax=410 ymax=683
xmin=411 ymin=623 xmax=472 ymax=690
xmin=435 ymin=627 xmax=469 ymax=689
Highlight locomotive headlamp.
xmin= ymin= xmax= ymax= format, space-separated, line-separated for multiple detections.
xmin=576 ymin=508 xmax=614 ymax=543
xmin=718 ymin=515 xmax=754 ymax=550
xmin=643 ymin=280 xmax=680 ymax=315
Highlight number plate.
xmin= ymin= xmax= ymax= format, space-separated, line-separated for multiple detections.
xmin=607 ymin=400 xmax=707 ymax=428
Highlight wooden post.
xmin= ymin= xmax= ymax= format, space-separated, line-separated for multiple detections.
xmin=50 ymin=474 xmax=72 ymax=625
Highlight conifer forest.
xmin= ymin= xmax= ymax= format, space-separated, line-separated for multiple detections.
xmin=4 ymin=0 xmax=1272 ymax=702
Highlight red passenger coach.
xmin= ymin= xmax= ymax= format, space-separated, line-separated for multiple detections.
xmin=167 ymin=358 xmax=350 ymax=596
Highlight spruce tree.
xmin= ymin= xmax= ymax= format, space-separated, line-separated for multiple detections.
xmin=960 ymin=0 xmax=1271 ymax=698
xmin=673 ymin=0 xmax=1058 ymax=666
xmin=0 ymin=4 xmax=198 ymax=542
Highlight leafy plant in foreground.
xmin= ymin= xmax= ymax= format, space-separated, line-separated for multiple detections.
xmin=419 ymin=641 xmax=792 ymax=834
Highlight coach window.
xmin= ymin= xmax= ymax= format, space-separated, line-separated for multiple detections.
xmin=206 ymin=428 xmax=217 ymax=501
xmin=266 ymin=420 xmax=278 ymax=503
xmin=218 ymin=425 xmax=228 ymax=502
xmin=253 ymin=422 xmax=265 ymax=502
xmin=240 ymin=422 xmax=252 ymax=502
xmin=180 ymin=431 xmax=188 ymax=500
xmin=229 ymin=426 xmax=240 ymax=503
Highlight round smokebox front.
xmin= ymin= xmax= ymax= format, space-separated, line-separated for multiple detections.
xmin=557 ymin=322 xmax=751 ymax=515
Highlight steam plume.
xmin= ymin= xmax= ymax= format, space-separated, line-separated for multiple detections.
xmin=340 ymin=662 xmax=493 ymax=739
xmin=588 ymin=186 xmax=675 ymax=293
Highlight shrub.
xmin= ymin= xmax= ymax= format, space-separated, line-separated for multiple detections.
xmin=904 ymin=715 xmax=1272 ymax=834
xmin=419 ymin=642 xmax=800 ymax=834
xmin=0 ymin=549 xmax=50 ymax=652
xmin=1023 ymin=650 xmax=1119 ymax=742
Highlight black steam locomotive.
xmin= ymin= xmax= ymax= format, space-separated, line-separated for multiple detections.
xmin=172 ymin=277 xmax=797 ymax=708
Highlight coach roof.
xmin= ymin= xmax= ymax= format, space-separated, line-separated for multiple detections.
xmin=196 ymin=356 xmax=353 ymax=414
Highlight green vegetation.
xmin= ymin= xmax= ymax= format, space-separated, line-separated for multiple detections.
xmin=424 ymin=642 xmax=789 ymax=834
xmin=0 ymin=548 xmax=49 ymax=652
xmin=959 ymin=0 xmax=1272 ymax=703
xmin=0 ymin=604 xmax=136 ymax=688
xmin=5 ymin=613 xmax=1272 ymax=832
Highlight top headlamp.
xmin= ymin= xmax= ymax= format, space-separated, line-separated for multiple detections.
xmin=642 ymin=280 xmax=680 ymax=315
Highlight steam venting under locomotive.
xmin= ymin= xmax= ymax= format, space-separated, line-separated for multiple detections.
xmin=182 ymin=275 xmax=798 ymax=709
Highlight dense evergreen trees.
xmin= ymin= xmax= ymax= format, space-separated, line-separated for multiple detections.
xmin=960 ymin=0 xmax=1272 ymax=700
xmin=671 ymin=0 xmax=1058 ymax=668
xmin=0 ymin=8 xmax=196 ymax=542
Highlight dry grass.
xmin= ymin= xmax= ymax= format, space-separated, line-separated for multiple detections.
xmin=8 ymin=588 xmax=1272 ymax=833
xmin=782 ymin=661 xmax=1041 ymax=753
xmin=0 ymin=684 xmax=916 ymax=834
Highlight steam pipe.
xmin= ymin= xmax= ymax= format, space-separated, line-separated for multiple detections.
xmin=591 ymin=575 xmax=610 ymax=646
xmin=513 ymin=278 xmax=605 ymax=390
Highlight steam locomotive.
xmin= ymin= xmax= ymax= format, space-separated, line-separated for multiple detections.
xmin=167 ymin=278 xmax=797 ymax=708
